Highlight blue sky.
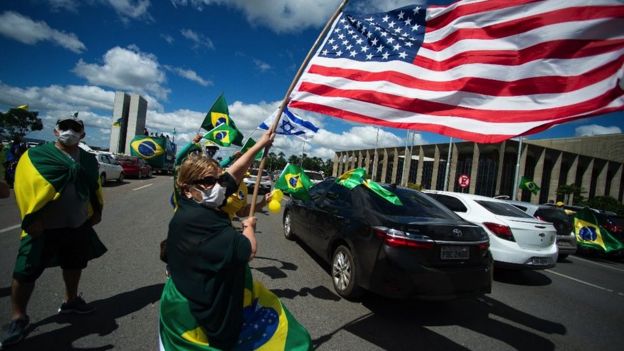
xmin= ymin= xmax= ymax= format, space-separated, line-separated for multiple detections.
xmin=1 ymin=0 xmax=622 ymax=161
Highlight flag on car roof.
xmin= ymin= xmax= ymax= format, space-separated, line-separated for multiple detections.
xmin=259 ymin=106 xmax=319 ymax=139
xmin=519 ymin=176 xmax=540 ymax=195
xmin=574 ymin=207 xmax=624 ymax=254
xmin=337 ymin=168 xmax=402 ymax=206
xmin=274 ymin=163 xmax=313 ymax=200
xmin=201 ymin=94 xmax=238 ymax=131
xmin=203 ymin=123 xmax=244 ymax=147
xmin=289 ymin=1 xmax=624 ymax=143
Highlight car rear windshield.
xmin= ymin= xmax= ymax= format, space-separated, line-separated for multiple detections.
xmin=360 ymin=186 xmax=460 ymax=220
xmin=305 ymin=172 xmax=323 ymax=180
xmin=475 ymin=200 xmax=533 ymax=218
xmin=535 ymin=208 xmax=572 ymax=225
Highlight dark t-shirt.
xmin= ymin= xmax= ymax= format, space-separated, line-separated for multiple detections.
xmin=166 ymin=172 xmax=251 ymax=349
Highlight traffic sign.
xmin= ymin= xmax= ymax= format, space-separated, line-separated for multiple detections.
xmin=458 ymin=174 xmax=470 ymax=188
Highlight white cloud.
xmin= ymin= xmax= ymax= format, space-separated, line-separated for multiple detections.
xmin=166 ymin=66 xmax=212 ymax=86
xmin=0 ymin=81 xmax=115 ymax=112
xmin=181 ymin=28 xmax=214 ymax=49
xmin=47 ymin=0 xmax=80 ymax=12
xmin=575 ymin=124 xmax=622 ymax=137
xmin=253 ymin=59 xmax=272 ymax=72
xmin=73 ymin=46 xmax=170 ymax=100
xmin=161 ymin=33 xmax=175 ymax=44
xmin=0 ymin=11 xmax=86 ymax=53
xmin=107 ymin=0 xmax=152 ymax=20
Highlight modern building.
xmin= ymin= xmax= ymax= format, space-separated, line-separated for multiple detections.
xmin=331 ymin=134 xmax=624 ymax=204
xmin=109 ymin=92 xmax=147 ymax=155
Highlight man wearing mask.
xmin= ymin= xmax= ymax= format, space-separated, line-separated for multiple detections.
xmin=0 ymin=116 xmax=107 ymax=347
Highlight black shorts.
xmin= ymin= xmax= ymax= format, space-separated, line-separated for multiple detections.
xmin=13 ymin=221 xmax=93 ymax=283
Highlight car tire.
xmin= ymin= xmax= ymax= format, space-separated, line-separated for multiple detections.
xmin=100 ymin=173 xmax=107 ymax=186
xmin=148 ymin=169 xmax=152 ymax=178
xmin=138 ymin=171 xmax=143 ymax=179
xmin=331 ymin=245 xmax=363 ymax=300
xmin=557 ymin=254 xmax=568 ymax=261
xmin=117 ymin=172 xmax=124 ymax=183
xmin=283 ymin=211 xmax=296 ymax=240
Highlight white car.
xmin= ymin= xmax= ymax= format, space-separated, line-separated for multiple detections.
xmin=424 ymin=191 xmax=558 ymax=269
xmin=95 ymin=152 xmax=124 ymax=185
xmin=243 ymin=168 xmax=273 ymax=194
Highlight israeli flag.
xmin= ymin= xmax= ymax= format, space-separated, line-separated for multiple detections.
xmin=259 ymin=107 xmax=319 ymax=139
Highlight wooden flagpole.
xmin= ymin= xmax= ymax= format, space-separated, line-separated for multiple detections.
xmin=248 ymin=0 xmax=350 ymax=215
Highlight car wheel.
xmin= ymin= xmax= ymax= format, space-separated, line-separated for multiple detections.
xmin=557 ymin=254 xmax=568 ymax=261
xmin=283 ymin=211 xmax=296 ymax=240
xmin=148 ymin=169 xmax=152 ymax=178
xmin=117 ymin=172 xmax=124 ymax=183
xmin=138 ymin=171 xmax=143 ymax=179
xmin=331 ymin=245 xmax=362 ymax=299
xmin=100 ymin=173 xmax=107 ymax=186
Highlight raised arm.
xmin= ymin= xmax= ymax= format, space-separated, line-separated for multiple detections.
xmin=226 ymin=131 xmax=275 ymax=184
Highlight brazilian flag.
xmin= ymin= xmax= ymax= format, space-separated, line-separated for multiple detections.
xmin=519 ymin=176 xmax=540 ymax=195
xmin=201 ymin=94 xmax=238 ymax=131
xmin=112 ymin=117 xmax=123 ymax=127
xmin=130 ymin=136 xmax=166 ymax=159
xmin=159 ymin=266 xmax=312 ymax=350
xmin=337 ymin=168 xmax=402 ymax=206
xmin=574 ymin=207 xmax=624 ymax=253
xmin=240 ymin=138 xmax=264 ymax=161
xmin=204 ymin=123 xmax=244 ymax=147
xmin=274 ymin=164 xmax=312 ymax=200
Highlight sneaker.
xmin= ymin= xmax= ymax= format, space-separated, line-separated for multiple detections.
xmin=0 ymin=316 xmax=30 ymax=347
xmin=58 ymin=296 xmax=95 ymax=315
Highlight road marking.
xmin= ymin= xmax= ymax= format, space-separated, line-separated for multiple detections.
xmin=569 ymin=255 xmax=624 ymax=273
xmin=132 ymin=183 xmax=153 ymax=191
xmin=545 ymin=269 xmax=622 ymax=296
xmin=0 ymin=224 xmax=21 ymax=234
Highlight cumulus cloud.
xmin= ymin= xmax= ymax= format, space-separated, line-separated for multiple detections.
xmin=0 ymin=81 xmax=115 ymax=112
xmin=107 ymin=0 xmax=152 ymax=20
xmin=73 ymin=46 xmax=170 ymax=100
xmin=253 ymin=59 xmax=272 ymax=72
xmin=165 ymin=66 xmax=212 ymax=86
xmin=0 ymin=11 xmax=86 ymax=53
xmin=575 ymin=124 xmax=622 ymax=137
xmin=161 ymin=33 xmax=175 ymax=44
xmin=181 ymin=29 xmax=214 ymax=50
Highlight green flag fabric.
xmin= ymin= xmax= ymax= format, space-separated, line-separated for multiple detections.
xmin=336 ymin=168 xmax=402 ymax=206
xmin=574 ymin=207 xmax=624 ymax=254
xmin=519 ymin=176 xmax=540 ymax=194
xmin=240 ymin=138 xmax=264 ymax=161
xmin=204 ymin=123 xmax=244 ymax=147
xmin=159 ymin=266 xmax=312 ymax=350
xmin=274 ymin=164 xmax=313 ymax=200
xmin=201 ymin=94 xmax=237 ymax=131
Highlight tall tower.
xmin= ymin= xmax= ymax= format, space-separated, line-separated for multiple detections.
xmin=109 ymin=92 xmax=147 ymax=154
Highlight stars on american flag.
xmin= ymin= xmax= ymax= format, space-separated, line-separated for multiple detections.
xmin=320 ymin=5 xmax=425 ymax=62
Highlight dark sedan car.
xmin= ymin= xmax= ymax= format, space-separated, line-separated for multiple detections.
xmin=283 ymin=179 xmax=493 ymax=300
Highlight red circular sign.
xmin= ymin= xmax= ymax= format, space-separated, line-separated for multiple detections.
xmin=458 ymin=174 xmax=470 ymax=188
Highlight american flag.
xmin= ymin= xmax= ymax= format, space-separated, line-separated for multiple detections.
xmin=289 ymin=0 xmax=624 ymax=143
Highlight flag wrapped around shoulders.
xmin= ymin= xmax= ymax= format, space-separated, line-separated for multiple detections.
xmin=159 ymin=266 xmax=312 ymax=351
xmin=259 ymin=107 xmax=319 ymax=140
xmin=574 ymin=207 xmax=624 ymax=254
xmin=337 ymin=168 xmax=402 ymax=206
xmin=289 ymin=1 xmax=624 ymax=143
xmin=274 ymin=164 xmax=313 ymax=200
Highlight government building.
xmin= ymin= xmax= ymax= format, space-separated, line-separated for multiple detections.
xmin=331 ymin=134 xmax=624 ymax=204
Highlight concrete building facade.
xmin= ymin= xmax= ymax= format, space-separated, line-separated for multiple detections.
xmin=332 ymin=134 xmax=624 ymax=204
xmin=109 ymin=92 xmax=147 ymax=154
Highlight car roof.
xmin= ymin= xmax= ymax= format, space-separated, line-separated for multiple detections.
xmin=423 ymin=190 xmax=509 ymax=203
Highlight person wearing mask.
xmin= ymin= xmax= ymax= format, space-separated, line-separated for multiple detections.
xmin=0 ymin=117 xmax=107 ymax=347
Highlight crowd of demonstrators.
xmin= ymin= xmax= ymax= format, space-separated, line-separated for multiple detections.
xmin=0 ymin=116 xmax=107 ymax=348
xmin=3 ymin=136 xmax=27 ymax=188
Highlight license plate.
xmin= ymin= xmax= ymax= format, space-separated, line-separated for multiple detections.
xmin=440 ymin=246 xmax=469 ymax=260
xmin=531 ymin=257 xmax=551 ymax=266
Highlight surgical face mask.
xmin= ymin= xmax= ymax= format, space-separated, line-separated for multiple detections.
xmin=57 ymin=129 xmax=82 ymax=146
xmin=193 ymin=183 xmax=227 ymax=208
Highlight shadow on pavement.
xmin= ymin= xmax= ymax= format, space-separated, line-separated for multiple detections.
xmin=493 ymin=269 xmax=553 ymax=286
xmin=271 ymin=286 xmax=340 ymax=301
xmin=12 ymin=283 xmax=163 ymax=351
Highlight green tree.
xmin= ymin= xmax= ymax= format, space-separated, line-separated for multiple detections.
xmin=557 ymin=183 xmax=586 ymax=205
xmin=582 ymin=196 xmax=624 ymax=216
xmin=0 ymin=106 xmax=43 ymax=140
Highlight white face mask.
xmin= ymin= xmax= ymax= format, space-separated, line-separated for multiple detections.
xmin=193 ymin=183 xmax=227 ymax=208
xmin=57 ymin=129 xmax=82 ymax=146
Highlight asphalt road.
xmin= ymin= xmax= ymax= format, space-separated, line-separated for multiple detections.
xmin=1 ymin=175 xmax=623 ymax=350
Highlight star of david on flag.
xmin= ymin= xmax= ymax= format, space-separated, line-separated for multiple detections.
xmin=258 ymin=106 xmax=319 ymax=140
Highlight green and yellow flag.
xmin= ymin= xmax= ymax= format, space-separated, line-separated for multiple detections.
xmin=337 ymin=168 xmax=402 ymax=206
xmin=130 ymin=136 xmax=166 ymax=159
xmin=519 ymin=176 xmax=540 ymax=194
xmin=159 ymin=266 xmax=312 ymax=350
xmin=574 ymin=207 xmax=624 ymax=253
xmin=16 ymin=104 xmax=29 ymax=110
xmin=204 ymin=123 xmax=244 ymax=147
xmin=201 ymin=94 xmax=237 ymax=131
xmin=274 ymin=164 xmax=313 ymax=200
xmin=112 ymin=117 xmax=123 ymax=127
xmin=240 ymin=138 xmax=263 ymax=161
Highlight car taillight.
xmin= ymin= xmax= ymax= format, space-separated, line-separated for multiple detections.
xmin=373 ymin=226 xmax=434 ymax=249
xmin=604 ymin=222 xmax=622 ymax=234
xmin=483 ymin=222 xmax=515 ymax=241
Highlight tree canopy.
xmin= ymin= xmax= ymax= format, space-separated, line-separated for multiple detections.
xmin=0 ymin=107 xmax=43 ymax=140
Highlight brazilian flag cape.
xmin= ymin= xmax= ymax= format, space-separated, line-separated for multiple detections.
xmin=14 ymin=143 xmax=106 ymax=262
xmin=574 ymin=207 xmax=624 ymax=254
xmin=159 ymin=266 xmax=312 ymax=351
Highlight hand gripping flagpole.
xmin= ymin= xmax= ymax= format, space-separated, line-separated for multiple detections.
xmin=249 ymin=0 xmax=350 ymax=215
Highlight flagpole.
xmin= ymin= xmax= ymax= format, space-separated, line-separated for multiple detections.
xmin=443 ymin=137 xmax=453 ymax=191
xmin=372 ymin=127 xmax=380 ymax=181
xmin=512 ymin=136 xmax=523 ymax=201
xmin=249 ymin=0 xmax=350 ymax=216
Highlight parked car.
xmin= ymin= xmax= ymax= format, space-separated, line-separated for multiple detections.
xmin=504 ymin=200 xmax=577 ymax=260
xmin=116 ymin=155 xmax=152 ymax=178
xmin=424 ymin=191 xmax=558 ymax=270
xmin=95 ymin=152 xmax=124 ymax=185
xmin=304 ymin=170 xmax=325 ymax=185
xmin=283 ymin=179 xmax=492 ymax=300
xmin=243 ymin=168 xmax=273 ymax=193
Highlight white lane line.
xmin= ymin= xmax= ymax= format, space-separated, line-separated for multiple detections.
xmin=569 ymin=255 xmax=624 ymax=273
xmin=132 ymin=183 xmax=153 ymax=191
xmin=0 ymin=224 xmax=21 ymax=234
xmin=545 ymin=269 xmax=622 ymax=296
